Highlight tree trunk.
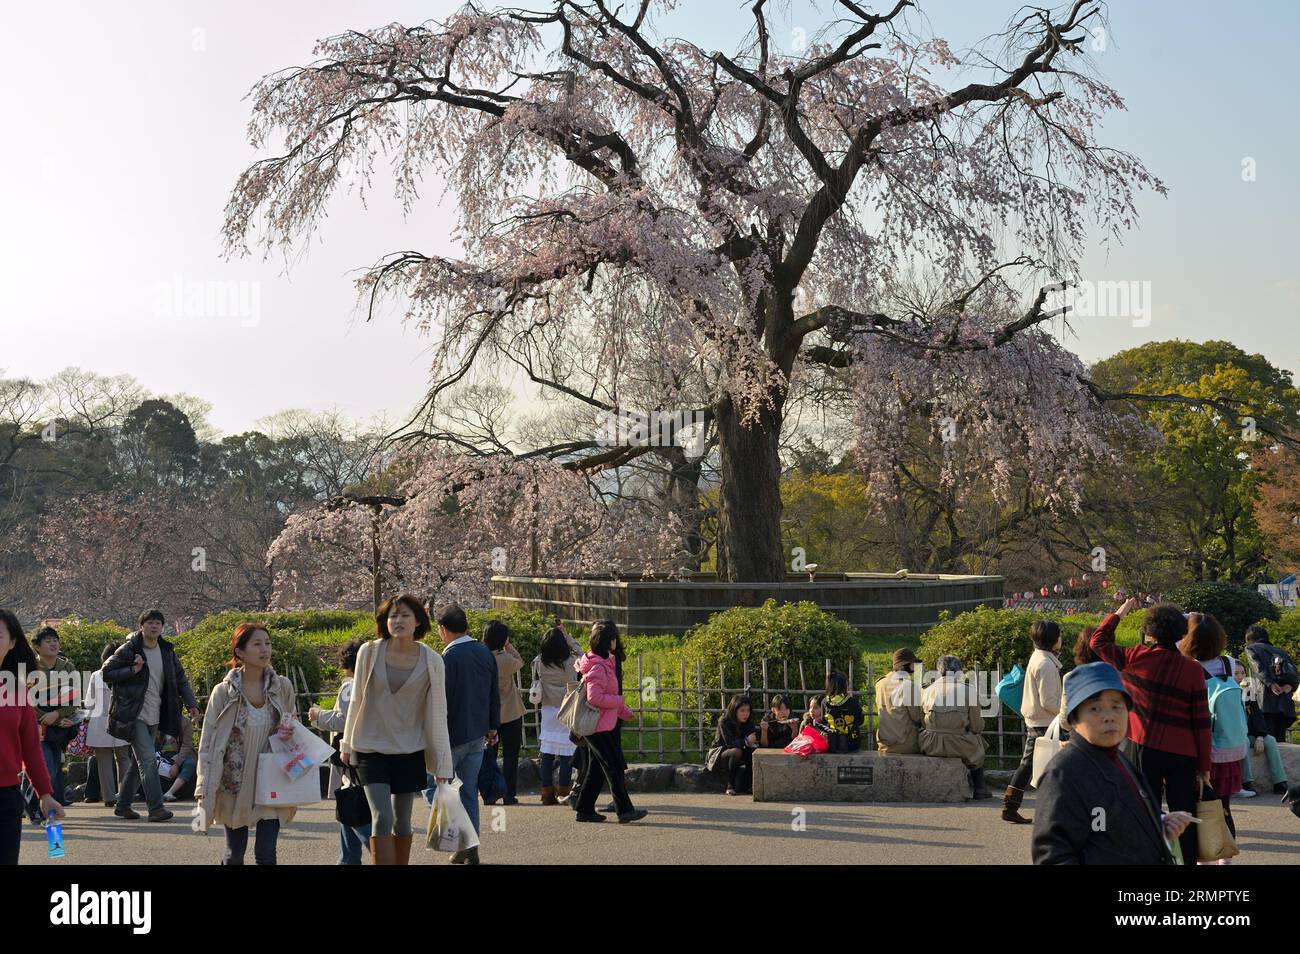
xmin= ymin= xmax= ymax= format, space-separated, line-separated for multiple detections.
xmin=659 ymin=445 xmax=705 ymax=570
xmin=714 ymin=395 xmax=787 ymax=582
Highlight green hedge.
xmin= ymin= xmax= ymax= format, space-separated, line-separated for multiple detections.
xmin=1165 ymin=581 xmax=1280 ymax=646
xmin=918 ymin=605 xmax=1144 ymax=672
xmin=48 ymin=620 xmax=131 ymax=673
xmin=682 ymin=600 xmax=859 ymax=692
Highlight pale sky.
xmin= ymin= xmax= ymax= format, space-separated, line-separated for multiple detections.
xmin=3 ymin=1 xmax=1296 ymax=436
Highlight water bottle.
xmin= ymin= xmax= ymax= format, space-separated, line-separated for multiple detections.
xmin=46 ymin=820 xmax=65 ymax=859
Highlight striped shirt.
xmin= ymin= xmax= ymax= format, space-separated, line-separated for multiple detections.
xmin=1090 ymin=613 xmax=1212 ymax=773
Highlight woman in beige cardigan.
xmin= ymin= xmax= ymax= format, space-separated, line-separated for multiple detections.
xmin=195 ymin=623 xmax=299 ymax=865
xmin=341 ymin=594 xmax=453 ymax=865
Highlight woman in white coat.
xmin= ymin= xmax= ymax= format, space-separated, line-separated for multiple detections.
xmin=83 ymin=642 xmax=130 ymax=807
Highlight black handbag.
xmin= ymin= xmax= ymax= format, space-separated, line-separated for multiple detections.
xmin=334 ymin=764 xmax=371 ymax=827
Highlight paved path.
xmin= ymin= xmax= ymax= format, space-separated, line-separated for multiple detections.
xmin=22 ymin=791 xmax=1300 ymax=865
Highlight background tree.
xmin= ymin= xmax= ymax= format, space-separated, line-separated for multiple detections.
xmin=224 ymin=0 xmax=1172 ymax=581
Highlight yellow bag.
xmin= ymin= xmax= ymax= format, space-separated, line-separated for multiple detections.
xmin=1195 ymin=794 xmax=1239 ymax=862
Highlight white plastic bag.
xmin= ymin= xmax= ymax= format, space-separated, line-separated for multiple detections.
xmin=425 ymin=778 xmax=480 ymax=853
xmin=1029 ymin=716 xmax=1063 ymax=788
xmin=268 ymin=722 xmax=335 ymax=781
xmin=254 ymin=753 xmax=321 ymax=806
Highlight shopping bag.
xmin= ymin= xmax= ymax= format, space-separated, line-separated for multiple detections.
xmin=254 ymin=753 xmax=322 ymax=807
xmin=783 ymin=726 xmax=830 ymax=758
xmin=425 ymin=777 xmax=480 ymax=853
xmin=1195 ymin=787 xmax=1240 ymax=861
xmin=1029 ymin=716 xmax=1063 ymax=788
xmin=268 ymin=722 xmax=335 ymax=781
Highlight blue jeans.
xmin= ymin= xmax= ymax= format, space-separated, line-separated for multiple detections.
xmin=223 ymin=818 xmax=280 ymax=865
xmin=116 ymin=720 xmax=163 ymax=813
xmin=539 ymin=752 xmax=573 ymax=788
xmin=25 ymin=740 xmax=65 ymax=815
xmin=338 ymin=821 xmax=373 ymax=865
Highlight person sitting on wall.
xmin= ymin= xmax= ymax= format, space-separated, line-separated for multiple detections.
xmin=875 ymin=648 xmax=924 ymax=755
xmin=759 ymin=694 xmax=799 ymax=749
xmin=919 ymin=655 xmax=991 ymax=799
xmin=823 ymin=672 xmax=863 ymax=753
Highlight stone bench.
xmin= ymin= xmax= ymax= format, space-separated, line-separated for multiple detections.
xmin=752 ymin=749 xmax=971 ymax=803
xmin=1247 ymin=741 xmax=1300 ymax=789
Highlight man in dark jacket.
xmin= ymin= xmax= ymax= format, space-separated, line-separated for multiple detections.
xmin=432 ymin=602 xmax=498 ymax=865
xmin=102 ymin=609 xmax=199 ymax=822
xmin=1032 ymin=662 xmax=1193 ymax=865
xmin=1244 ymin=625 xmax=1297 ymax=743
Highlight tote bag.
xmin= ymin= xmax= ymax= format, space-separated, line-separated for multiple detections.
xmin=1029 ymin=716 xmax=1063 ymax=788
xmin=996 ymin=664 xmax=1025 ymax=716
xmin=1196 ymin=786 xmax=1240 ymax=862
xmin=255 ymin=753 xmax=322 ymax=807
xmin=557 ymin=680 xmax=602 ymax=737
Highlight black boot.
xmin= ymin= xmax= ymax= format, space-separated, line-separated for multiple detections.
xmin=969 ymin=768 xmax=992 ymax=800
xmin=1001 ymin=785 xmax=1031 ymax=823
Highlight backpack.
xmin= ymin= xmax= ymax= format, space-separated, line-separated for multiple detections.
xmin=996 ymin=664 xmax=1025 ymax=716
xmin=1205 ymin=657 xmax=1248 ymax=750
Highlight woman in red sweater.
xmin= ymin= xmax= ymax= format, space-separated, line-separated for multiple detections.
xmin=1090 ymin=597 xmax=1211 ymax=866
xmin=1 ymin=609 xmax=63 ymax=865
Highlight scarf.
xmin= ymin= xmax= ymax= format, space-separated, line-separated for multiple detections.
xmin=219 ymin=667 xmax=277 ymax=795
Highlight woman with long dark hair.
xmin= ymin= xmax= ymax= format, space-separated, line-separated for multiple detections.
xmin=573 ymin=620 xmax=646 ymax=824
xmin=532 ymin=627 xmax=578 ymax=805
xmin=0 ymin=609 xmax=63 ymax=864
xmin=707 ymin=694 xmax=759 ymax=795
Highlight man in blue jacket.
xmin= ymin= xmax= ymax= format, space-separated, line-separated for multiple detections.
xmin=431 ymin=602 xmax=498 ymax=865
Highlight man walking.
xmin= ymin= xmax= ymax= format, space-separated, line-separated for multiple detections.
xmin=103 ymin=610 xmax=200 ymax=822
xmin=432 ymin=603 xmax=498 ymax=865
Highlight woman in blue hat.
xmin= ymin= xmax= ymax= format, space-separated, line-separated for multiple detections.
xmin=1031 ymin=662 xmax=1195 ymax=865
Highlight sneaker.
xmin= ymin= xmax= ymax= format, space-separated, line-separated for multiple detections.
xmin=146 ymin=808 xmax=174 ymax=822
xmin=599 ymin=801 xmax=619 ymax=813
xmin=617 ymin=809 xmax=649 ymax=824
xmin=502 ymin=796 xmax=519 ymax=806
xmin=1232 ymin=788 xmax=1256 ymax=798
xmin=1240 ymin=782 xmax=1257 ymax=793
xmin=162 ymin=793 xmax=177 ymax=803
xmin=725 ymin=787 xmax=739 ymax=796
xmin=103 ymin=801 xmax=115 ymax=808
xmin=114 ymin=806 xmax=141 ymax=820
xmin=1275 ymin=782 xmax=1291 ymax=797
xmin=575 ymin=811 xmax=606 ymax=823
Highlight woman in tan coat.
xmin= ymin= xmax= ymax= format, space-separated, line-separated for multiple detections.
xmin=875 ymin=647 xmax=924 ymax=754
xmin=919 ymin=654 xmax=990 ymax=799
xmin=485 ymin=621 xmax=525 ymax=805
xmin=195 ymin=622 xmax=299 ymax=865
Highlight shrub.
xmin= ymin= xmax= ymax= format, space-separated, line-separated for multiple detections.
xmin=465 ymin=608 xmax=551 ymax=668
xmin=49 ymin=620 xmax=131 ymax=674
xmin=682 ymin=600 xmax=859 ymax=692
xmin=174 ymin=621 xmax=323 ymax=706
xmin=918 ymin=605 xmax=1100 ymax=672
xmin=1164 ymin=582 xmax=1280 ymax=646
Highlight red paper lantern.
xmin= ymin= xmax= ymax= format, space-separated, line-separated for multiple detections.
xmin=1069 ymin=578 xmax=1078 ymax=588
xmin=1040 ymin=586 xmax=1049 ymax=597
xmin=1053 ymin=584 xmax=1063 ymax=594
